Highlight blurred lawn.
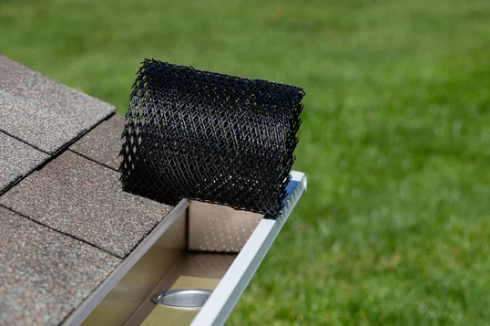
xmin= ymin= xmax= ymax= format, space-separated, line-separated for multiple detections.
xmin=2 ymin=0 xmax=490 ymax=325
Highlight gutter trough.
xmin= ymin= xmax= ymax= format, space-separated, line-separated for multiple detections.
xmin=64 ymin=171 xmax=307 ymax=326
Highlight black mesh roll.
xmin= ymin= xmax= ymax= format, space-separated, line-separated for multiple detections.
xmin=119 ymin=59 xmax=304 ymax=216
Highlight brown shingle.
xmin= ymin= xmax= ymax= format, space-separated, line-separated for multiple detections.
xmin=0 ymin=151 xmax=173 ymax=258
xmin=0 ymin=132 xmax=49 ymax=192
xmin=0 ymin=55 xmax=115 ymax=154
xmin=70 ymin=114 xmax=125 ymax=170
xmin=0 ymin=206 xmax=121 ymax=326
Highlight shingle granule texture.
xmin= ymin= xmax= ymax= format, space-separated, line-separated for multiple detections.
xmin=70 ymin=114 xmax=124 ymax=170
xmin=0 ymin=206 xmax=121 ymax=326
xmin=0 ymin=55 xmax=115 ymax=154
xmin=0 ymin=132 xmax=49 ymax=192
xmin=0 ymin=151 xmax=173 ymax=258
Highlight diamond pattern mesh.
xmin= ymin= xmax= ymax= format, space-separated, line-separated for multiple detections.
xmin=120 ymin=59 xmax=304 ymax=216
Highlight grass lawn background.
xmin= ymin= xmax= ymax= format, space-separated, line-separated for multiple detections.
xmin=1 ymin=0 xmax=490 ymax=325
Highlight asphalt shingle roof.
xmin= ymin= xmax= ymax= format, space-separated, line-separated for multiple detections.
xmin=0 ymin=132 xmax=49 ymax=193
xmin=69 ymin=114 xmax=125 ymax=170
xmin=0 ymin=55 xmax=175 ymax=325
xmin=0 ymin=206 xmax=121 ymax=326
xmin=0 ymin=55 xmax=115 ymax=154
xmin=0 ymin=151 xmax=173 ymax=258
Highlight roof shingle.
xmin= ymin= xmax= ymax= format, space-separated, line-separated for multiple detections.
xmin=0 ymin=131 xmax=49 ymax=193
xmin=69 ymin=114 xmax=125 ymax=170
xmin=0 ymin=55 xmax=115 ymax=154
xmin=0 ymin=206 xmax=121 ymax=326
xmin=0 ymin=151 xmax=173 ymax=258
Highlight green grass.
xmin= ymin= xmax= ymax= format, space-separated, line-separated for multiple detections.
xmin=2 ymin=0 xmax=490 ymax=325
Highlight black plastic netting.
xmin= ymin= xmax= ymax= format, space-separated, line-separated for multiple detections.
xmin=119 ymin=59 xmax=305 ymax=216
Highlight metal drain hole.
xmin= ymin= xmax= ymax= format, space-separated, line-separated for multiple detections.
xmin=152 ymin=289 xmax=212 ymax=308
